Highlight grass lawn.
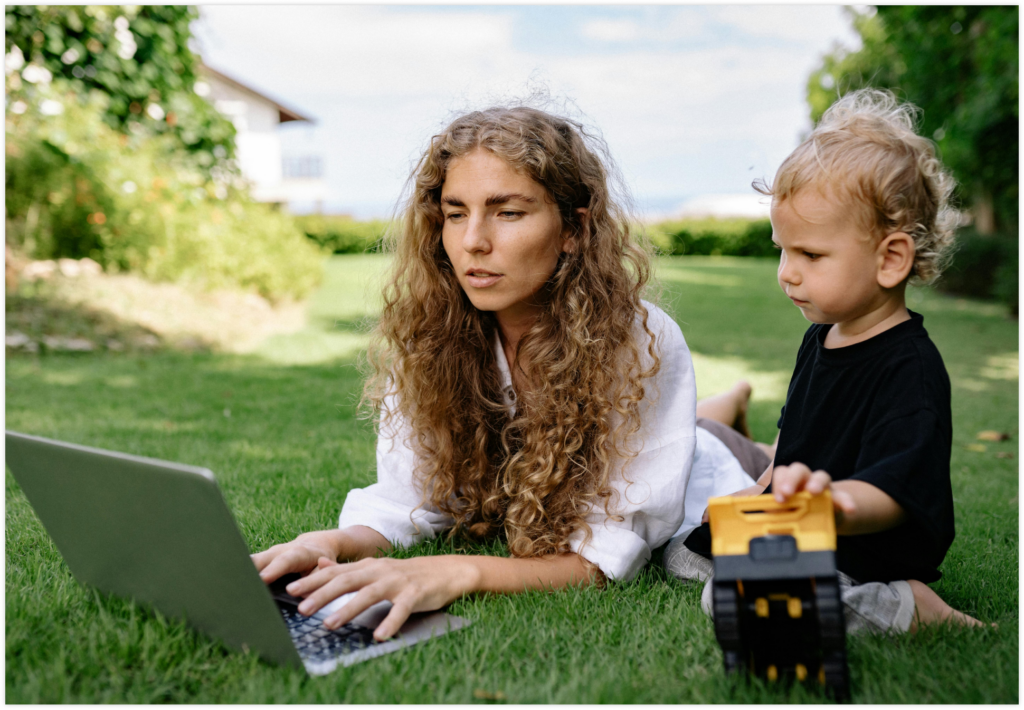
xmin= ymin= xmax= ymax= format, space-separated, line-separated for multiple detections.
xmin=6 ymin=254 xmax=1018 ymax=703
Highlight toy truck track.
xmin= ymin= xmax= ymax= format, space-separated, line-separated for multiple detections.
xmin=708 ymin=491 xmax=850 ymax=701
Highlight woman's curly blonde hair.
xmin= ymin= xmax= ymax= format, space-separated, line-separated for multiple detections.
xmin=756 ymin=89 xmax=960 ymax=284
xmin=363 ymin=105 xmax=659 ymax=559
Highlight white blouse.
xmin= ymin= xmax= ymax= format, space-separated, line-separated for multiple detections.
xmin=338 ymin=302 xmax=753 ymax=581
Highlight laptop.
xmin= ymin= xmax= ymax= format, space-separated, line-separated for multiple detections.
xmin=4 ymin=430 xmax=469 ymax=676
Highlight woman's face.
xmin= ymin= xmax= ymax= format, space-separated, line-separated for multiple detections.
xmin=441 ymin=149 xmax=571 ymax=328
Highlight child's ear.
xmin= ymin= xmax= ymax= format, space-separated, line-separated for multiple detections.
xmin=877 ymin=231 xmax=915 ymax=289
xmin=561 ymin=207 xmax=588 ymax=254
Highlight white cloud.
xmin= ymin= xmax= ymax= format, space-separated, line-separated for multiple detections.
xmin=194 ymin=5 xmax=857 ymax=217
xmin=580 ymin=19 xmax=641 ymax=42
xmin=710 ymin=5 xmax=861 ymax=47
xmin=196 ymin=6 xmax=516 ymax=99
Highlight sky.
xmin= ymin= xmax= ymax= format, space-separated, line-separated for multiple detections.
xmin=192 ymin=5 xmax=862 ymax=220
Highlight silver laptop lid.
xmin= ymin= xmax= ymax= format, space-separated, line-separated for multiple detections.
xmin=5 ymin=430 xmax=303 ymax=668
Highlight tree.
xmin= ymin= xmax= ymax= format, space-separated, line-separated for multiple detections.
xmin=807 ymin=6 xmax=1018 ymax=233
xmin=5 ymin=5 xmax=236 ymax=172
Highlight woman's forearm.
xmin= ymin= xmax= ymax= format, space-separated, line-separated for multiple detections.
xmin=455 ymin=551 xmax=602 ymax=596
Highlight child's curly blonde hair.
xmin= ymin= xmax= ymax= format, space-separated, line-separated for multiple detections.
xmin=756 ymin=89 xmax=960 ymax=284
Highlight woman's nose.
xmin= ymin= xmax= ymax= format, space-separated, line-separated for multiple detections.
xmin=462 ymin=215 xmax=491 ymax=253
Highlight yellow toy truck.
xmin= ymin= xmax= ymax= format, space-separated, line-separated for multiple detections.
xmin=707 ymin=491 xmax=850 ymax=701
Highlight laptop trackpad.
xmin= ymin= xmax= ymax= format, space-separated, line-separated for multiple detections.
xmin=318 ymin=593 xmax=392 ymax=628
xmin=269 ymin=573 xmax=390 ymax=629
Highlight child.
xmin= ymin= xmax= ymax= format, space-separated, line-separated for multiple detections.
xmin=667 ymin=89 xmax=988 ymax=634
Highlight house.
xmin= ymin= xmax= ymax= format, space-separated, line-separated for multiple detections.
xmin=196 ymin=64 xmax=326 ymax=209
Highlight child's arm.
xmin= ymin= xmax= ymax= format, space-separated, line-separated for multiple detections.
xmin=771 ymin=462 xmax=907 ymax=536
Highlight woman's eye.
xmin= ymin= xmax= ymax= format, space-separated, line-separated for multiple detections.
xmin=498 ymin=210 xmax=524 ymax=219
xmin=444 ymin=212 xmax=464 ymax=221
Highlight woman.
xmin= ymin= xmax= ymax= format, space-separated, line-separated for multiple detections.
xmin=253 ymin=106 xmax=755 ymax=641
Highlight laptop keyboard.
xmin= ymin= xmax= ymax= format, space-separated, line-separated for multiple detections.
xmin=280 ymin=606 xmax=379 ymax=662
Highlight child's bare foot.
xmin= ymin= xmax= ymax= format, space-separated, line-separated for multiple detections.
xmin=695 ymin=380 xmax=757 ymax=438
xmin=907 ymin=579 xmax=995 ymax=631
xmin=730 ymin=380 xmax=754 ymax=439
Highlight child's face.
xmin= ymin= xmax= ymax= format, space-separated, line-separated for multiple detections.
xmin=440 ymin=148 xmax=571 ymax=326
xmin=770 ymin=188 xmax=885 ymax=325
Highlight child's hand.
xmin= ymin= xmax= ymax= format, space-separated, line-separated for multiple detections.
xmin=771 ymin=462 xmax=856 ymax=527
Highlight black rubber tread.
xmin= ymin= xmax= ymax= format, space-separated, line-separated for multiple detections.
xmin=713 ymin=581 xmax=746 ymax=674
xmin=822 ymin=650 xmax=851 ymax=703
xmin=723 ymin=650 xmax=745 ymax=675
xmin=813 ymin=577 xmax=846 ymax=652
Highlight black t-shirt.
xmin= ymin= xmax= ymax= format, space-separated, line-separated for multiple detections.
xmin=768 ymin=312 xmax=954 ymax=584
xmin=685 ymin=312 xmax=954 ymax=584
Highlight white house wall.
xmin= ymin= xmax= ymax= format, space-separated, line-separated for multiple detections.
xmin=203 ymin=70 xmax=326 ymax=206
xmin=205 ymin=75 xmax=283 ymax=188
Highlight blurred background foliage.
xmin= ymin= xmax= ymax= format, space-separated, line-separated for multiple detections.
xmin=294 ymin=214 xmax=388 ymax=255
xmin=5 ymin=5 xmax=236 ymax=171
xmin=807 ymin=5 xmax=1018 ymax=313
xmin=647 ymin=218 xmax=775 ymax=258
xmin=5 ymin=5 xmax=323 ymax=301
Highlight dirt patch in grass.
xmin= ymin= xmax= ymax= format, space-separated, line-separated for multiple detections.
xmin=6 ymin=260 xmax=306 ymax=355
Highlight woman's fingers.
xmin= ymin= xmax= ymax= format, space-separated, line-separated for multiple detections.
xmin=254 ymin=545 xmax=317 ymax=583
xmin=290 ymin=563 xmax=369 ymax=611
xmin=287 ymin=557 xmax=458 ymax=640
xmin=322 ymin=582 xmax=395 ymax=631
xmin=252 ymin=534 xmax=340 ymax=583
xmin=371 ymin=596 xmax=416 ymax=641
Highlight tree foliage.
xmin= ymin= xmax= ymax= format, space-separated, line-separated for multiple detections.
xmin=5 ymin=5 xmax=236 ymax=173
xmin=5 ymin=85 xmax=323 ymax=301
xmin=807 ymin=6 xmax=1018 ymax=232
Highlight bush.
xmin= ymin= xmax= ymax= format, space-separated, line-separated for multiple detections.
xmin=938 ymin=227 xmax=1019 ymax=315
xmin=649 ymin=217 xmax=775 ymax=257
xmin=5 ymin=83 xmax=323 ymax=301
xmin=294 ymin=214 xmax=387 ymax=254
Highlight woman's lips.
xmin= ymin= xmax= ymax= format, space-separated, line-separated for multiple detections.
xmin=465 ymin=270 xmax=502 ymax=288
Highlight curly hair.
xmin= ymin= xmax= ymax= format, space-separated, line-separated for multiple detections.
xmin=363 ymin=105 xmax=659 ymax=559
xmin=756 ymin=89 xmax=959 ymax=284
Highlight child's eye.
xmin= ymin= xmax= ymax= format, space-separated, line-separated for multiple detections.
xmin=803 ymin=251 xmax=821 ymax=260
xmin=772 ymin=242 xmax=782 ymax=251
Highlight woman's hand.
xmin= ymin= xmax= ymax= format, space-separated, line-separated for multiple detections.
xmin=284 ymin=555 xmax=479 ymax=641
xmin=283 ymin=550 xmax=599 ymax=641
xmin=251 ymin=526 xmax=392 ymax=583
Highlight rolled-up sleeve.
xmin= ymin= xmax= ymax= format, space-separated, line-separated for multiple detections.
xmin=568 ymin=303 xmax=697 ymax=580
xmin=337 ymin=395 xmax=453 ymax=548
